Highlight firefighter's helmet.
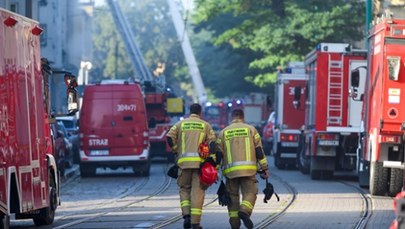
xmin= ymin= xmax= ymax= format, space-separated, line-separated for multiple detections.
xmin=199 ymin=141 xmax=210 ymax=159
xmin=199 ymin=162 xmax=218 ymax=187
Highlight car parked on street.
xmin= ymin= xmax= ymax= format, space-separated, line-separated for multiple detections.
xmin=57 ymin=121 xmax=74 ymax=168
xmin=56 ymin=116 xmax=80 ymax=163
xmin=50 ymin=122 xmax=68 ymax=176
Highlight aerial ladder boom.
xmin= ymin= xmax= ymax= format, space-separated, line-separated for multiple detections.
xmin=106 ymin=0 xmax=153 ymax=84
xmin=167 ymin=0 xmax=207 ymax=104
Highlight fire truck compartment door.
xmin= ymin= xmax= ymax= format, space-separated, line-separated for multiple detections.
xmin=382 ymin=39 xmax=405 ymax=131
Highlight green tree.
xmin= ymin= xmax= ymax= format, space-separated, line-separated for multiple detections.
xmin=193 ymin=0 xmax=365 ymax=88
xmin=92 ymin=0 xmax=190 ymax=98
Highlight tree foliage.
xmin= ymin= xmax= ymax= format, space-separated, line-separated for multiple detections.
xmin=92 ymin=0 xmax=189 ymax=97
xmin=193 ymin=0 xmax=366 ymax=89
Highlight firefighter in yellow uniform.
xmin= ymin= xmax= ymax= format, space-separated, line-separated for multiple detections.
xmin=166 ymin=103 xmax=217 ymax=229
xmin=216 ymin=109 xmax=269 ymax=229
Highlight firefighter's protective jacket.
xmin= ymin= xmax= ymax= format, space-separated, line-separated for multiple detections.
xmin=166 ymin=114 xmax=216 ymax=169
xmin=217 ymin=119 xmax=268 ymax=179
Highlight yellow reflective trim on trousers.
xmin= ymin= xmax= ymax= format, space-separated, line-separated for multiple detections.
xmin=223 ymin=165 xmax=257 ymax=175
xmin=259 ymin=158 xmax=268 ymax=166
xmin=242 ymin=200 xmax=253 ymax=210
xmin=178 ymin=157 xmax=204 ymax=164
xmin=225 ymin=140 xmax=232 ymax=164
xmin=245 ymin=138 xmax=250 ymax=161
xmin=181 ymin=132 xmax=185 ymax=154
xmin=181 ymin=200 xmax=191 ymax=207
xmin=229 ymin=210 xmax=238 ymax=218
xmin=191 ymin=208 xmax=202 ymax=215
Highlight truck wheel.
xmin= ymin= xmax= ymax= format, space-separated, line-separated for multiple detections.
xmin=0 ymin=213 xmax=10 ymax=229
xmin=310 ymin=168 xmax=321 ymax=180
xmin=369 ymin=161 xmax=388 ymax=196
xmin=357 ymin=159 xmax=370 ymax=188
xmin=80 ymin=164 xmax=96 ymax=177
xmin=135 ymin=160 xmax=151 ymax=176
xmin=167 ymin=153 xmax=175 ymax=163
xmin=33 ymin=171 xmax=56 ymax=226
xmin=297 ymin=140 xmax=309 ymax=174
xmin=274 ymin=154 xmax=285 ymax=170
xmin=388 ymin=168 xmax=403 ymax=197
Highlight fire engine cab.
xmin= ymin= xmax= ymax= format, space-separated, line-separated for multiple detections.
xmin=0 ymin=8 xmax=79 ymax=228
xmin=355 ymin=13 xmax=405 ymax=196
xmin=296 ymin=43 xmax=367 ymax=179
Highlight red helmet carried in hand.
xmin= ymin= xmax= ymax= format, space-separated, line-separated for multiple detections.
xmin=199 ymin=142 xmax=210 ymax=159
xmin=199 ymin=162 xmax=218 ymax=186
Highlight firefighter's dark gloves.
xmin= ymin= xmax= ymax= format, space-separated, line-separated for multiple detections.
xmin=258 ymin=169 xmax=269 ymax=180
xmin=217 ymin=181 xmax=231 ymax=206
xmin=263 ymin=181 xmax=280 ymax=203
xmin=203 ymin=157 xmax=217 ymax=167
xmin=167 ymin=164 xmax=178 ymax=179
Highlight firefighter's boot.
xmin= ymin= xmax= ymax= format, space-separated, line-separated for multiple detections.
xmin=191 ymin=224 xmax=202 ymax=229
xmin=238 ymin=211 xmax=253 ymax=229
xmin=183 ymin=215 xmax=191 ymax=229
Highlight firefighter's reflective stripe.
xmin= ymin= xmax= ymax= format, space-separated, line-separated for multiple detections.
xmin=181 ymin=132 xmax=186 ymax=153
xmin=191 ymin=207 xmax=202 ymax=216
xmin=258 ymin=158 xmax=267 ymax=166
xmin=225 ymin=140 xmax=232 ymax=164
xmin=242 ymin=200 xmax=254 ymax=210
xmin=223 ymin=161 xmax=257 ymax=175
xmin=198 ymin=132 xmax=204 ymax=145
xmin=245 ymin=138 xmax=250 ymax=161
xmin=229 ymin=210 xmax=238 ymax=218
xmin=254 ymin=133 xmax=260 ymax=140
xmin=177 ymin=152 xmax=204 ymax=164
xmin=181 ymin=200 xmax=191 ymax=207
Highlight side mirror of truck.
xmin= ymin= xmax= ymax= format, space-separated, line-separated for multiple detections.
xmin=293 ymin=86 xmax=301 ymax=109
xmin=67 ymin=88 xmax=79 ymax=116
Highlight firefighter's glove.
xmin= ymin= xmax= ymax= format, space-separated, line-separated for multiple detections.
xmin=203 ymin=157 xmax=217 ymax=167
xmin=167 ymin=164 xmax=179 ymax=179
xmin=263 ymin=181 xmax=280 ymax=203
xmin=217 ymin=181 xmax=231 ymax=206
xmin=258 ymin=169 xmax=269 ymax=180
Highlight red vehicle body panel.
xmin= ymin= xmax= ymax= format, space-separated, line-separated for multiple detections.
xmin=273 ymin=66 xmax=307 ymax=167
xmin=363 ymin=19 xmax=405 ymax=162
xmin=300 ymin=43 xmax=367 ymax=177
xmin=79 ymin=81 xmax=150 ymax=173
xmin=145 ymin=93 xmax=172 ymax=157
xmin=359 ymin=17 xmax=405 ymax=196
xmin=0 ymin=8 xmax=59 ymax=225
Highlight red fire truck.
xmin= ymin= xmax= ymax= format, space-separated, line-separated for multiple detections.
xmin=145 ymin=87 xmax=184 ymax=161
xmin=273 ymin=62 xmax=307 ymax=169
xmin=203 ymin=101 xmax=229 ymax=134
xmin=0 ymin=8 xmax=78 ymax=227
xmin=355 ymin=14 xmax=405 ymax=196
xmin=296 ymin=43 xmax=367 ymax=179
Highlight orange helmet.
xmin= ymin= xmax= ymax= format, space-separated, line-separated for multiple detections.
xmin=199 ymin=162 xmax=218 ymax=186
xmin=199 ymin=142 xmax=210 ymax=159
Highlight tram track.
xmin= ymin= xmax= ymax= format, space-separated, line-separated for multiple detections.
xmin=51 ymin=163 xmax=173 ymax=229
xmin=338 ymin=180 xmax=373 ymax=229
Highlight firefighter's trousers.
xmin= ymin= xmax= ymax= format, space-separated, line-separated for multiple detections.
xmin=177 ymin=168 xmax=205 ymax=225
xmin=226 ymin=175 xmax=258 ymax=229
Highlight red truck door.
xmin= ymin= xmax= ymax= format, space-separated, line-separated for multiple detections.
xmin=381 ymin=40 xmax=405 ymax=132
xmin=111 ymin=84 xmax=147 ymax=156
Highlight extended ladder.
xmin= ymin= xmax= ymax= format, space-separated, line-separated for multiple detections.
xmin=327 ymin=54 xmax=344 ymax=125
